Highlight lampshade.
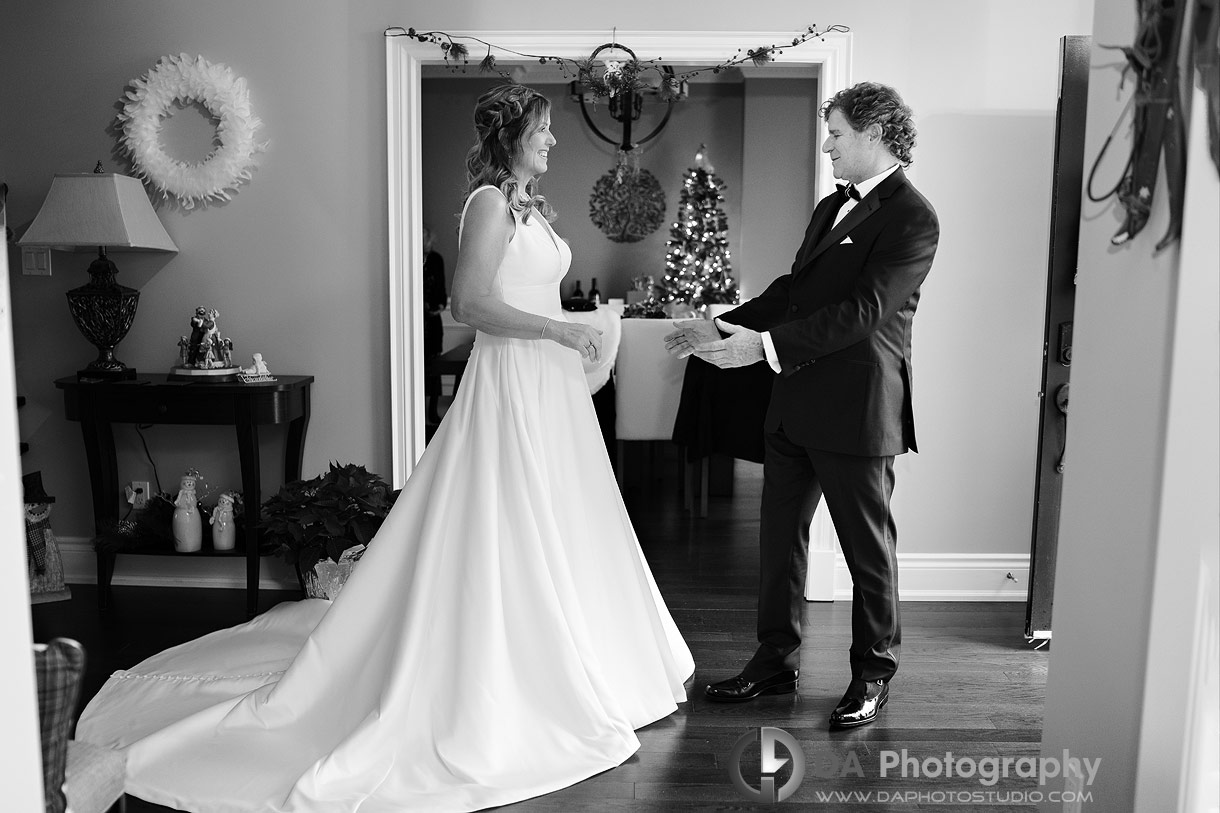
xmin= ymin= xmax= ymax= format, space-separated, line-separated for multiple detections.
xmin=19 ymin=171 xmax=177 ymax=380
xmin=18 ymin=172 xmax=177 ymax=252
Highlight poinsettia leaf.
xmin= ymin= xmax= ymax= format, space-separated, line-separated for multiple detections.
xmin=262 ymin=462 xmax=395 ymax=570
xmin=325 ymin=537 xmax=351 ymax=563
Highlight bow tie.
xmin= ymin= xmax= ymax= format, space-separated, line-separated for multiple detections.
xmin=837 ymin=183 xmax=861 ymax=201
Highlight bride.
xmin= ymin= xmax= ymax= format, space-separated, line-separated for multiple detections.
xmin=77 ymin=83 xmax=695 ymax=812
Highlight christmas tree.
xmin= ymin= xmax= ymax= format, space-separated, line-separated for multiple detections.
xmin=657 ymin=145 xmax=739 ymax=309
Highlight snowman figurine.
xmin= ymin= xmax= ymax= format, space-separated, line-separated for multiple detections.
xmin=172 ymin=474 xmax=202 ymax=552
xmin=210 ymin=492 xmax=237 ymax=551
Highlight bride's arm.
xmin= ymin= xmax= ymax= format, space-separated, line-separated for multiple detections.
xmin=450 ymin=190 xmax=601 ymax=358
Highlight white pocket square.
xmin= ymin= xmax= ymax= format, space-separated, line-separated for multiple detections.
xmin=840 ymin=236 xmax=853 ymax=245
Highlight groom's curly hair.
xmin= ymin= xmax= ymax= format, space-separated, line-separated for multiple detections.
xmin=821 ymin=82 xmax=917 ymax=167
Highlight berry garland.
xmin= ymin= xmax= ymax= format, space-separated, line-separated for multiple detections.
xmin=390 ymin=24 xmax=850 ymax=99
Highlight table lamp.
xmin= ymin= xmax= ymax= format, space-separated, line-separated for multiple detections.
xmin=18 ymin=166 xmax=177 ymax=380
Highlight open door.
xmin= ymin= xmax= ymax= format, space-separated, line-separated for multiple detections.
xmin=1025 ymin=35 xmax=1090 ymax=641
xmin=1 ymin=182 xmax=48 ymax=805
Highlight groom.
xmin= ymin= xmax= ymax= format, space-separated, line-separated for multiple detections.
xmin=666 ymin=82 xmax=939 ymax=729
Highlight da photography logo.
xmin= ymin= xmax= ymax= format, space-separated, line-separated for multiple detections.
xmin=729 ymin=726 xmax=806 ymax=803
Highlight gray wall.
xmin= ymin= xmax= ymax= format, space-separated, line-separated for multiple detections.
xmin=421 ymin=78 xmax=745 ymax=304
xmin=1 ymin=1 xmax=1094 ymax=571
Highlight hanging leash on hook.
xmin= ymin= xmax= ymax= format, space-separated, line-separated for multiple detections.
xmin=1089 ymin=0 xmax=1189 ymax=251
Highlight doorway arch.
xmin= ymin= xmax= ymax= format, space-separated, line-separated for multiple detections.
xmin=385 ymin=29 xmax=851 ymax=483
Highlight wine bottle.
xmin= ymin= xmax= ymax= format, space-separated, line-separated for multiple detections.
xmin=573 ymin=279 xmax=585 ymax=299
xmin=588 ymin=277 xmax=601 ymax=305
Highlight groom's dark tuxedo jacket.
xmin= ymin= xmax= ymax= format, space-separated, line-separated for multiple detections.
xmin=725 ymin=168 xmax=939 ymax=457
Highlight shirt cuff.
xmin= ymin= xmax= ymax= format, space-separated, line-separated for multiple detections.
xmin=761 ymin=332 xmax=781 ymax=374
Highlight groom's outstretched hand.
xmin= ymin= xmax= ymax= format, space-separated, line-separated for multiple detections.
xmin=692 ymin=319 xmax=765 ymax=369
xmin=664 ymin=319 xmax=721 ymax=359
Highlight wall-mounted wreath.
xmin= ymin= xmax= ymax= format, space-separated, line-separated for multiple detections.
xmin=589 ymin=153 xmax=666 ymax=243
xmin=117 ymin=54 xmax=266 ymax=210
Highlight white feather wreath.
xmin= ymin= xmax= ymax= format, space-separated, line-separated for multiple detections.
xmin=118 ymin=54 xmax=266 ymax=210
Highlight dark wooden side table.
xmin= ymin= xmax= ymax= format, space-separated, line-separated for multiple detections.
xmin=55 ymin=374 xmax=314 ymax=617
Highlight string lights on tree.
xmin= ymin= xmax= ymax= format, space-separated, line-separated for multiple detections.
xmin=657 ymin=145 xmax=738 ymax=310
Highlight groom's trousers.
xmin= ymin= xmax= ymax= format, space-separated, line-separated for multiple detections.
xmin=743 ymin=426 xmax=902 ymax=683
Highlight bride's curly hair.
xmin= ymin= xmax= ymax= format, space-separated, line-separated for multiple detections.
xmin=464 ymin=83 xmax=556 ymax=223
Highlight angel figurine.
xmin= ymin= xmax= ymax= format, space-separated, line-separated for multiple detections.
xmin=238 ymin=353 xmax=276 ymax=383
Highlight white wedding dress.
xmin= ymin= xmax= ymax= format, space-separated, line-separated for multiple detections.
xmin=77 ymin=187 xmax=695 ymax=812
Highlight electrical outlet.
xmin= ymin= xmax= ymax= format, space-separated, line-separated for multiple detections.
xmin=127 ymin=481 xmax=150 ymax=510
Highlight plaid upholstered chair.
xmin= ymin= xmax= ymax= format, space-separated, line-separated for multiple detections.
xmin=33 ymin=638 xmax=126 ymax=813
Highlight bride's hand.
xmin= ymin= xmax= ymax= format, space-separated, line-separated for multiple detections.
xmin=545 ymin=321 xmax=603 ymax=362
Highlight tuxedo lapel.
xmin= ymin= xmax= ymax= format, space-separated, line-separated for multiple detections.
xmin=796 ymin=168 xmax=909 ymax=274
xmin=793 ymin=196 xmax=844 ymax=270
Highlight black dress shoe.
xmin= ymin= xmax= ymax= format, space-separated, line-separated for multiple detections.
xmin=828 ymin=679 xmax=889 ymax=729
xmin=704 ymin=670 xmax=798 ymax=703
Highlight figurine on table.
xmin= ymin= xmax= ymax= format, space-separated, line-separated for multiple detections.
xmin=210 ymin=492 xmax=237 ymax=551
xmin=187 ymin=307 xmax=219 ymax=365
xmin=171 ymin=306 xmax=239 ymax=378
xmin=238 ymin=353 xmax=276 ymax=383
xmin=172 ymin=473 xmax=202 ymax=553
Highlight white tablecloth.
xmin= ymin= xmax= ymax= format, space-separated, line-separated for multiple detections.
xmin=614 ymin=318 xmax=687 ymax=441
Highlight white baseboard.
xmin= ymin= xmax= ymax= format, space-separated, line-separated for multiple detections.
xmin=806 ymin=552 xmax=1030 ymax=602
xmin=59 ymin=537 xmax=1029 ymax=601
xmin=857 ymin=552 xmax=1029 ymax=602
xmin=57 ymin=537 xmax=300 ymax=591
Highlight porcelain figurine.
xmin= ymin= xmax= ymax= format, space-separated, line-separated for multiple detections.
xmin=238 ymin=353 xmax=276 ymax=383
xmin=210 ymin=492 xmax=237 ymax=551
xmin=172 ymin=474 xmax=203 ymax=553
xmin=176 ymin=306 xmax=236 ymax=373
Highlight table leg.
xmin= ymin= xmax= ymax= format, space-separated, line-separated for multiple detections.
xmin=683 ymin=456 xmax=692 ymax=511
xmin=284 ymin=386 xmax=311 ymax=483
xmin=94 ymin=550 xmax=115 ymax=608
xmin=700 ymin=457 xmax=709 ymax=518
xmin=79 ymin=408 xmax=118 ymax=609
xmin=235 ymin=401 xmax=262 ymax=618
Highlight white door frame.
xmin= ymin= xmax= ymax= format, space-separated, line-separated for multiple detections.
xmin=385 ymin=29 xmax=851 ymax=485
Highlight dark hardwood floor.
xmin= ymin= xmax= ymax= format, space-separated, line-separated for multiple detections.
xmin=32 ymin=452 xmax=1048 ymax=812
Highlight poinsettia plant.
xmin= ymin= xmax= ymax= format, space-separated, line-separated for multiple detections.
xmin=260 ymin=463 xmax=399 ymax=576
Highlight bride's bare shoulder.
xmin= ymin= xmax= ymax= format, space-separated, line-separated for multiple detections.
xmin=465 ymin=185 xmax=509 ymax=213
xmin=462 ymin=186 xmax=516 ymax=238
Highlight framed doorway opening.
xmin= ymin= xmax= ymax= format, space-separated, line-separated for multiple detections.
xmin=385 ymin=29 xmax=851 ymax=485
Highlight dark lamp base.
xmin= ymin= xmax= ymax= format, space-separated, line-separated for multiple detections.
xmin=78 ymin=366 xmax=137 ymax=382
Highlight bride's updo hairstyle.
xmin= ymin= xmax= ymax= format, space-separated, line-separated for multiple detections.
xmin=464 ymin=83 xmax=557 ymax=223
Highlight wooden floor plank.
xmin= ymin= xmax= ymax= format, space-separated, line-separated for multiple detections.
xmin=32 ymin=458 xmax=1047 ymax=812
